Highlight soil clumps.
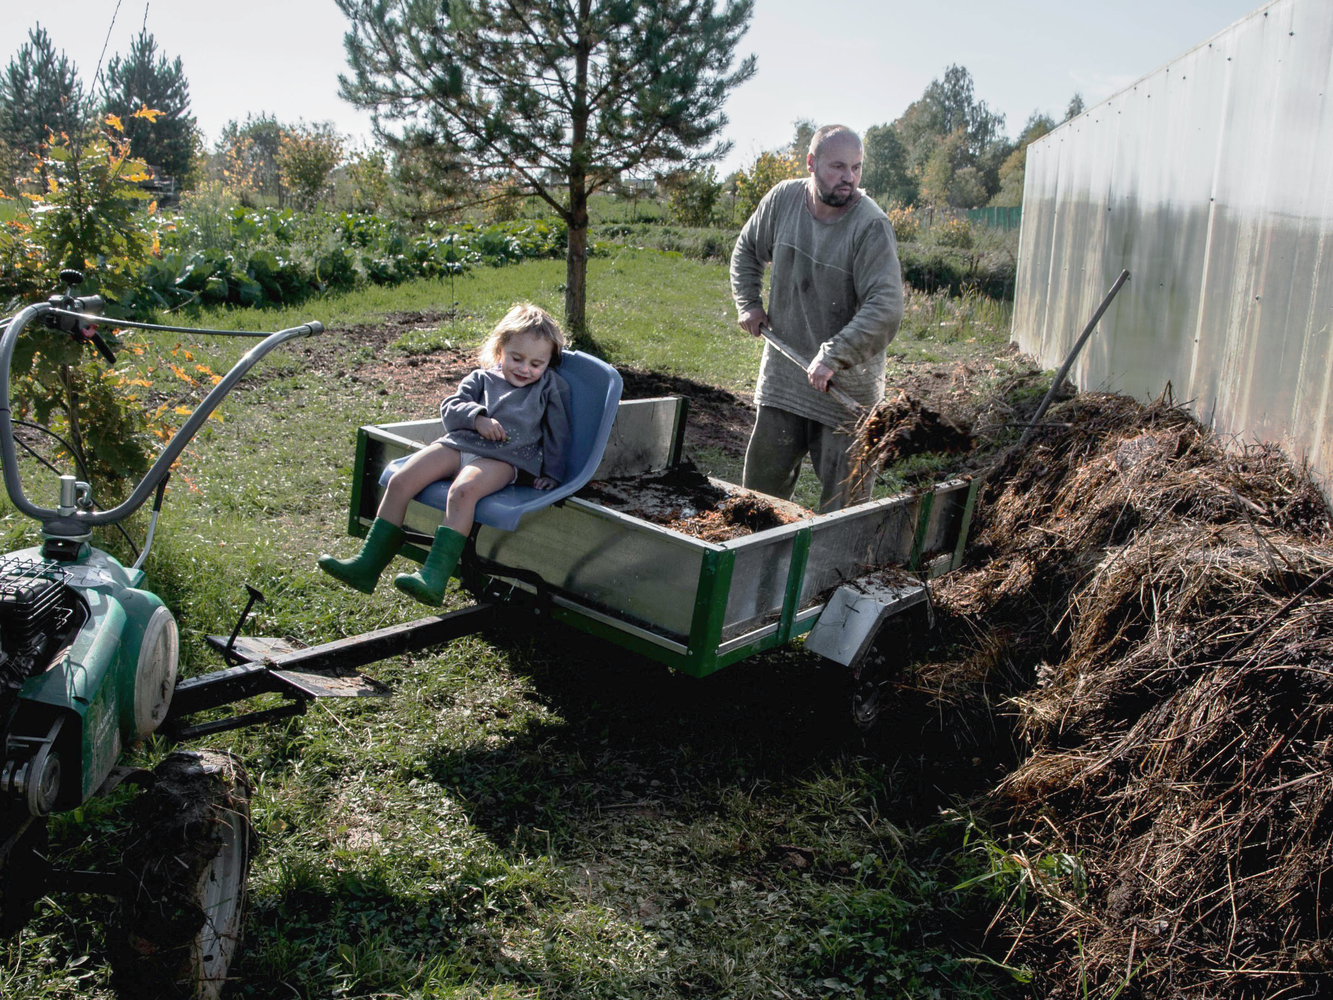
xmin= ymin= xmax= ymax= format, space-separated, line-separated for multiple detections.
xmin=924 ymin=391 xmax=1333 ymax=998
xmin=580 ymin=461 xmax=809 ymax=542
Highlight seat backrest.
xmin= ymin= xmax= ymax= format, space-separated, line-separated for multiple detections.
xmin=555 ymin=350 xmax=624 ymax=494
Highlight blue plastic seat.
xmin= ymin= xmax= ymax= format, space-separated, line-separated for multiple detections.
xmin=379 ymin=350 xmax=624 ymax=532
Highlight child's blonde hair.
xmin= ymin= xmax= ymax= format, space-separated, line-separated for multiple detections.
xmin=479 ymin=303 xmax=565 ymax=369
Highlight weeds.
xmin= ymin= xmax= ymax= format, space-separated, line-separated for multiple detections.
xmin=900 ymin=285 xmax=1012 ymax=343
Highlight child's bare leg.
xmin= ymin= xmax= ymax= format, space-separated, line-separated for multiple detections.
xmin=377 ymin=443 xmax=461 ymax=525
xmin=442 ymin=459 xmax=516 ymax=536
xmin=393 ymin=458 xmax=514 ymax=607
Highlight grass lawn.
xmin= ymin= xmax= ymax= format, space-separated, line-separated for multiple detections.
xmin=0 ymin=254 xmax=1033 ymax=1000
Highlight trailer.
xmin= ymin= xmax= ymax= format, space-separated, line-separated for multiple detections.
xmin=345 ymin=394 xmax=978 ymax=678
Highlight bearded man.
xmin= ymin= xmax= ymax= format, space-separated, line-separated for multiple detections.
xmin=730 ymin=124 xmax=903 ymax=511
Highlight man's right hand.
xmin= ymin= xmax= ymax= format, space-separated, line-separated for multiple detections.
xmin=737 ymin=306 xmax=769 ymax=337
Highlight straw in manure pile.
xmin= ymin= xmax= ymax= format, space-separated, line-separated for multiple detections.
xmin=925 ymin=391 xmax=1333 ymax=998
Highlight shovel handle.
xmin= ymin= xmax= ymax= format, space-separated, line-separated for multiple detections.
xmin=759 ymin=327 xmax=865 ymax=416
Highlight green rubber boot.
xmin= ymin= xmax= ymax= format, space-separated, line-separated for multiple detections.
xmin=317 ymin=518 xmax=405 ymax=594
xmin=394 ymin=525 xmax=467 ymax=606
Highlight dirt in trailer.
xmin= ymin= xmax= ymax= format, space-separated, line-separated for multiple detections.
xmin=579 ymin=462 xmax=811 ymax=541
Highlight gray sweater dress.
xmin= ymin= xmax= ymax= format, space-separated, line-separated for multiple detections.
xmin=730 ymin=179 xmax=904 ymax=428
xmin=438 ymin=367 xmax=573 ymax=482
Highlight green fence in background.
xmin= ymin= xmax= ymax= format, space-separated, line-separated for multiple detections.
xmin=966 ymin=206 xmax=1022 ymax=230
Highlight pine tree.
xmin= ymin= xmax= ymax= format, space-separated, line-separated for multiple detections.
xmin=101 ymin=30 xmax=197 ymax=184
xmin=0 ymin=25 xmax=85 ymax=155
xmin=336 ymin=0 xmax=756 ymax=343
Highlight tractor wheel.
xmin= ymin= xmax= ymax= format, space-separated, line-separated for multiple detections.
xmin=110 ymin=750 xmax=253 ymax=1000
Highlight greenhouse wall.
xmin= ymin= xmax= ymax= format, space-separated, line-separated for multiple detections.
xmin=1013 ymin=0 xmax=1333 ymax=483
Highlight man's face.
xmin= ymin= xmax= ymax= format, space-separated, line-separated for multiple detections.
xmin=808 ymin=138 xmax=863 ymax=207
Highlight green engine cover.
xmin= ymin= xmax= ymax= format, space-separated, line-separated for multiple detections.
xmin=12 ymin=546 xmax=171 ymax=805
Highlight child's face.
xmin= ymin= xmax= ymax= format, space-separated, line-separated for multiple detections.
xmin=499 ymin=331 xmax=554 ymax=387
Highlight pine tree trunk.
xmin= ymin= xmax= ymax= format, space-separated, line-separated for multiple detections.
xmin=564 ymin=211 xmax=589 ymax=350
xmin=566 ymin=2 xmax=593 ymax=352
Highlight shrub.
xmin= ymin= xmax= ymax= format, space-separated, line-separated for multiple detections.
xmin=887 ymin=206 xmax=919 ymax=243
xmin=899 ymin=244 xmax=1015 ymax=300
xmin=3 ymin=114 xmax=159 ymax=305
xmin=661 ymin=167 xmax=723 ymax=228
xmin=934 ymin=217 xmax=975 ymax=249
xmin=734 ymin=150 xmax=804 ymax=220
xmin=278 ymin=123 xmax=343 ymax=211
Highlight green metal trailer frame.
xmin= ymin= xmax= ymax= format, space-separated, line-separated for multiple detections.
xmin=347 ymin=396 xmax=977 ymax=678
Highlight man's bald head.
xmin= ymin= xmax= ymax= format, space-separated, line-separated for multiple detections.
xmin=809 ymin=125 xmax=862 ymax=163
xmin=807 ymin=125 xmax=863 ymax=210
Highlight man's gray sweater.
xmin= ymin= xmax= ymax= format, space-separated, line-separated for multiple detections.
xmin=730 ymin=179 xmax=904 ymax=428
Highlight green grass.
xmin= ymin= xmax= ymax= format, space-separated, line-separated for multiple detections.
xmin=0 ymin=257 xmax=1029 ymax=1000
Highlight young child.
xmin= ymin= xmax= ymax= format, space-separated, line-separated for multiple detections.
xmin=319 ymin=303 xmax=573 ymax=606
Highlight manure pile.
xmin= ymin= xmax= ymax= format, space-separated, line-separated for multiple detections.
xmin=931 ymin=392 xmax=1333 ymax=998
xmin=849 ymin=387 xmax=974 ymax=488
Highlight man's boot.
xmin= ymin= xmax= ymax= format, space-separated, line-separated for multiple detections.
xmin=394 ymin=525 xmax=467 ymax=606
xmin=317 ymin=518 xmax=405 ymax=594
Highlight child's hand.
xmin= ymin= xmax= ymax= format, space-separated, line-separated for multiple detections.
xmin=475 ymin=415 xmax=507 ymax=441
xmin=533 ymin=476 xmax=558 ymax=490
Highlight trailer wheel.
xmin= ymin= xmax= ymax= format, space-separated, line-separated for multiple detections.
xmin=111 ymin=750 xmax=253 ymax=1000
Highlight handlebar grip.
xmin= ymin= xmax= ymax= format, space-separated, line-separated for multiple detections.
xmin=89 ymin=331 xmax=117 ymax=365
xmin=304 ymin=321 xmax=324 ymax=335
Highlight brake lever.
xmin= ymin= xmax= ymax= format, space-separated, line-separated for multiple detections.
xmin=86 ymin=329 xmax=117 ymax=365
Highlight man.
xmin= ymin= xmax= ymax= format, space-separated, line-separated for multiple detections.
xmin=730 ymin=124 xmax=903 ymax=511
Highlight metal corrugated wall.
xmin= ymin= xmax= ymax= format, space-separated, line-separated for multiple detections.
xmin=1013 ymin=0 xmax=1333 ymax=480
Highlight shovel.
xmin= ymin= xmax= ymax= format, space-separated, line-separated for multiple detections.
xmin=759 ymin=327 xmax=865 ymax=416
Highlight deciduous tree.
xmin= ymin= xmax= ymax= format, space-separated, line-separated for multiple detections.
xmin=788 ymin=118 xmax=816 ymax=157
xmin=895 ymin=65 xmax=1012 ymax=208
xmin=989 ymin=111 xmax=1057 ymax=207
xmin=661 ymin=166 xmax=722 ymax=227
xmin=278 ymin=122 xmax=344 ymax=210
xmin=217 ymin=114 xmax=285 ymax=204
xmin=101 ymin=30 xmax=197 ymax=185
xmin=344 ymin=146 xmax=391 ymax=212
xmin=336 ymin=0 xmax=756 ymax=343
xmin=733 ymin=149 xmax=803 ymax=219
xmin=862 ymin=123 xmax=916 ymax=206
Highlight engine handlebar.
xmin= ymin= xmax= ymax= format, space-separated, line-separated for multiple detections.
xmin=0 ymin=301 xmax=323 ymax=533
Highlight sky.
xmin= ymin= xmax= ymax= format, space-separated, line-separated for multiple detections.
xmin=0 ymin=0 xmax=1268 ymax=176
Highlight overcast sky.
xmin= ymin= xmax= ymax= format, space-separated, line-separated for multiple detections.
xmin=0 ymin=0 xmax=1267 ymax=175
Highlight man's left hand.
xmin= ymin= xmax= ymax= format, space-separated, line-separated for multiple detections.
xmin=807 ymin=360 xmax=834 ymax=393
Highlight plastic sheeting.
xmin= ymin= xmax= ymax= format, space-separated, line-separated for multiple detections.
xmin=1013 ymin=0 xmax=1333 ymax=484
